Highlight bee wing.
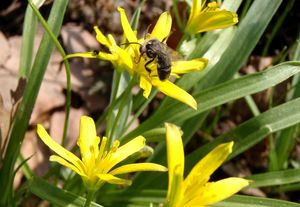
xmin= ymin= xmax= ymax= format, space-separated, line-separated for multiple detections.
xmin=163 ymin=44 xmax=183 ymax=61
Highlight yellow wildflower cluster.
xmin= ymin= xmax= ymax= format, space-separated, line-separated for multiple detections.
xmin=37 ymin=0 xmax=247 ymax=206
xmin=37 ymin=116 xmax=167 ymax=190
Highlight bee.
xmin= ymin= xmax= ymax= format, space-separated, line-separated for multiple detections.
xmin=123 ymin=38 xmax=172 ymax=81
xmin=139 ymin=38 xmax=171 ymax=81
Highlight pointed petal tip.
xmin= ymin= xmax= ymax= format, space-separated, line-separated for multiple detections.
xmin=232 ymin=13 xmax=239 ymax=23
xmin=80 ymin=115 xmax=93 ymax=122
xmin=117 ymin=6 xmax=124 ymax=12
xmin=189 ymin=99 xmax=198 ymax=110
xmin=36 ymin=124 xmax=47 ymax=137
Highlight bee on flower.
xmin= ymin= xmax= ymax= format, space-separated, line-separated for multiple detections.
xmin=66 ymin=7 xmax=208 ymax=110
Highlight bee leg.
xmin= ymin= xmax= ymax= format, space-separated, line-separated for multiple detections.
xmin=135 ymin=51 xmax=145 ymax=64
xmin=144 ymin=57 xmax=155 ymax=74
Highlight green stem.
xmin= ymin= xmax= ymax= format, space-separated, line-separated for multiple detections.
xmin=28 ymin=0 xmax=72 ymax=147
xmin=108 ymin=77 xmax=136 ymax=145
xmin=0 ymin=1 xmax=68 ymax=206
xmin=124 ymin=89 xmax=157 ymax=133
xmin=262 ymin=0 xmax=295 ymax=56
xmin=172 ymin=0 xmax=183 ymax=31
xmin=84 ymin=190 xmax=96 ymax=207
xmin=19 ymin=5 xmax=37 ymax=77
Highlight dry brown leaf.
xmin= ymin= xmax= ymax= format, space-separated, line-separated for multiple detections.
xmin=0 ymin=94 xmax=11 ymax=157
xmin=61 ymin=24 xmax=99 ymax=54
xmin=49 ymin=108 xmax=86 ymax=149
xmin=0 ymin=32 xmax=10 ymax=66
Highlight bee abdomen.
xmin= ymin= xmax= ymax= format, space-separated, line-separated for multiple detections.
xmin=157 ymin=64 xmax=171 ymax=80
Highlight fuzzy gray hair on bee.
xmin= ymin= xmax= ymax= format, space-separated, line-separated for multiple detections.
xmin=122 ymin=37 xmax=171 ymax=81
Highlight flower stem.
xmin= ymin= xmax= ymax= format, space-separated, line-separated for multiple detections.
xmin=84 ymin=190 xmax=96 ymax=207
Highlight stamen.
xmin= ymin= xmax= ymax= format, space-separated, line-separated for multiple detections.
xmin=98 ymin=136 xmax=107 ymax=160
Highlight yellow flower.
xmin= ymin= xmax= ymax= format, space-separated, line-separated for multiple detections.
xmin=66 ymin=8 xmax=208 ymax=110
xmin=165 ymin=123 xmax=249 ymax=207
xmin=37 ymin=116 xmax=167 ymax=191
xmin=186 ymin=0 xmax=238 ymax=35
xmin=118 ymin=7 xmax=207 ymax=110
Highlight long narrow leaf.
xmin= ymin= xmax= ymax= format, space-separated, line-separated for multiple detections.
xmin=273 ymin=28 xmax=300 ymax=170
xmin=28 ymin=177 xmax=102 ymax=207
xmin=123 ymin=61 xmax=300 ymax=142
xmin=248 ymin=169 xmax=300 ymax=188
xmin=0 ymin=1 xmax=68 ymax=205
xmin=214 ymin=195 xmax=300 ymax=207
xmin=186 ymin=96 xmax=300 ymax=172
xmin=132 ymin=95 xmax=300 ymax=189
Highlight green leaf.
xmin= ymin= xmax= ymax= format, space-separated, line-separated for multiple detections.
xmin=122 ymin=61 xmax=300 ymax=142
xmin=248 ymin=169 xmax=300 ymax=188
xmin=186 ymin=96 xmax=300 ymax=172
xmin=106 ymin=71 xmax=133 ymax=146
xmin=99 ymin=190 xmax=165 ymax=206
xmin=0 ymin=1 xmax=68 ymax=205
xmin=151 ymin=0 xmax=282 ymax=120
xmin=272 ymin=28 xmax=300 ymax=170
xmin=214 ymin=195 xmax=300 ymax=207
xmin=132 ymin=94 xmax=300 ymax=190
xmin=19 ymin=6 xmax=37 ymax=77
xmin=28 ymin=177 xmax=102 ymax=207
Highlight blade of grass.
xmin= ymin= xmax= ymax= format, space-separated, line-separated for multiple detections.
xmin=99 ymin=190 xmax=165 ymax=206
xmin=215 ymin=195 xmax=300 ymax=207
xmin=28 ymin=177 xmax=102 ymax=207
xmin=19 ymin=0 xmax=46 ymax=77
xmin=98 ymin=190 xmax=300 ymax=207
xmin=105 ymin=6 xmax=142 ymax=147
xmin=262 ymin=0 xmax=295 ymax=56
xmin=27 ymin=0 xmax=71 ymax=147
xmin=19 ymin=6 xmax=37 ymax=77
xmin=122 ymin=61 xmax=300 ymax=142
xmin=273 ymin=29 xmax=300 ymax=170
xmin=0 ymin=1 xmax=68 ymax=205
xmin=132 ymin=95 xmax=300 ymax=189
xmin=185 ymin=96 xmax=300 ymax=173
xmin=280 ymin=183 xmax=300 ymax=192
xmin=248 ymin=169 xmax=300 ymax=188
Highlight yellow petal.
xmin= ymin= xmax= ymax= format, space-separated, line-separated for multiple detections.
xmin=64 ymin=52 xmax=98 ymax=59
xmin=94 ymin=26 xmax=110 ymax=47
xmin=118 ymin=7 xmax=138 ymax=42
xmin=189 ymin=0 xmax=205 ymax=22
xmin=140 ymin=76 xmax=152 ymax=98
xmin=98 ymin=52 xmax=118 ymax=62
xmin=183 ymin=142 xmax=233 ymax=192
xmin=165 ymin=165 xmax=184 ymax=207
xmin=109 ymin=163 xmax=167 ymax=175
xmin=153 ymin=80 xmax=197 ymax=110
xmin=185 ymin=177 xmax=249 ymax=206
xmin=64 ymin=51 xmax=118 ymax=63
xmin=37 ymin=124 xmax=85 ymax=172
xmin=150 ymin=11 xmax=172 ymax=41
xmin=97 ymin=174 xmax=132 ymax=185
xmin=107 ymin=136 xmax=146 ymax=170
xmin=165 ymin=123 xmax=185 ymax=205
xmin=50 ymin=155 xmax=86 ymax=177
xmin=113 ymin=46 xmax=134 ymax=70
xmin=187 ymin=10 xmax=238 ymax=34
xmin=171 ymin=58 xmax=208 ymax=74
xmin=77 ymin=116 xmax=100 ymax=166
xmin=165 ymin=123 xmax=184 ymax=181
xmin=107 ymin=34 xmax=117 ymax=46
